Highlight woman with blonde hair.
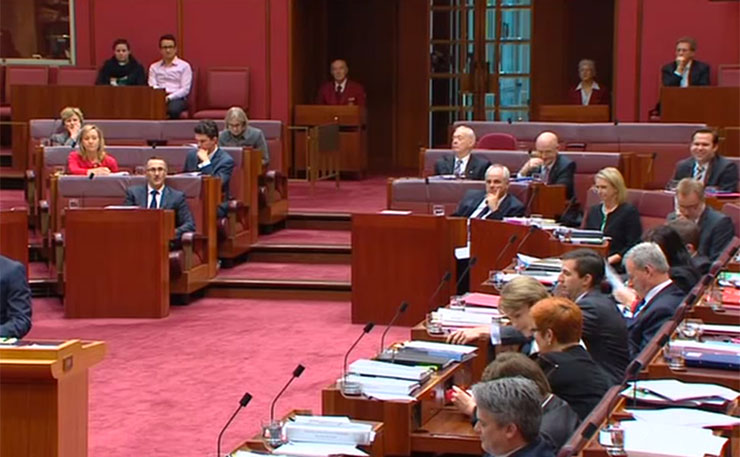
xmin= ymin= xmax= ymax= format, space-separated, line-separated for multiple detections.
xmin=583 ymin=166 xmax=642 ymax=266
xmin=66 ymin=125 xmax=119 ymax=176
xmin=49 ymin=106 xmax=84 ymax=146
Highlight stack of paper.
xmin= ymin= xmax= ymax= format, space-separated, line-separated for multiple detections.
xmin=459 ymin=292 xmax=499 ymax=308
xmin=348 ymin=359 xmax=433 ymax=382
xmin=431 ymin=307 xmax=499 ymax=330
xmin=622 ymin=379 xmax=739 ymax=405
xmin=516 ymin=254 xmax=562 ymax=272
xmin=341 ymin=374 xmax=419 ymax=399
xmin=618 ymin=419 xmax=727 ymax=457
xmin=402 ymin=340 xmax=477 ymax=362
xmin=284 ymin=416 xmax=375 ymax=445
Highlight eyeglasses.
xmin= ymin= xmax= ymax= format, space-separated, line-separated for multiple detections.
xmin=160 ymin=45 xmax=176 ymax=49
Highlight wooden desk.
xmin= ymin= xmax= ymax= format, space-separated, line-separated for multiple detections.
xmin=0 ymin=208 xmax=28 ymax=271
xmin=411 ymin=320 xmax=491 ymax=383
xmin=0 ymin=339 xmax=106 ymax=457
xmin=321 ymin=361 xmax=479 ymax=456
xmin=661 ymin=86 xmax=740 ymax=129
xmin=231 ymin=409 xmax=384 ymax=457
xmin=688 ymin=303 xmax=740 ymax=326
xmin=646 ymin=349 xmax=740 ymax=390
xmin=351 ymin=213 xmax=463 ymax=326
xmin=9 ymin=85 xmax=166 ymax=172
xmin=64 ymin=208 xmax=174 ymax=318
xmin=536 ymin=104 xmax=610 ymax=122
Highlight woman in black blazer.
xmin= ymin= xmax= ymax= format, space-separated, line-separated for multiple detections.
xmin=584 ymin=167 xmax=642 ymax=267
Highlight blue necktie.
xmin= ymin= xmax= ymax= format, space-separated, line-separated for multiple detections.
xmin=149 ymin=190 xmax=158 ymax=209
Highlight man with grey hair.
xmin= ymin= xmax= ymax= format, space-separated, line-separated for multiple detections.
xmin=434 ymin=125 xmax=491 ymax=180
xmin=218 ymin=107 xmax=270 ymax=166
xmin=472 ymin=377 xmax=554 ymax=457
xmin=453 ymin=164 xmax=525 ymax=220
xmin=623 ymin=242 xmax=686 ymax=358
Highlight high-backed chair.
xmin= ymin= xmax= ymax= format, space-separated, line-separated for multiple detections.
xmin=476 ymin=133 xmax=517 ymax=150
xmin=718 ymin=64 xmax=740 ymax=87
xmin=722 ymin=203 xmax=740 ymax=231
xmin=560 ymin=151 xmax=622 ymax=207
xmin=626 ymin=189 xmax=674 ymax=230
xmin=55 ymin=67 xmax=97 ymax=86
xmin=420 ymin=148 xmax=529 ymax=177
xmin=192 ymin=67 xmax=250 ymax=120
xmin=2 ymin=66 xmax=50 ymax=118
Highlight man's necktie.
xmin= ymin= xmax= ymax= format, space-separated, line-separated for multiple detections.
xmin=694 ymin=164 xmax=706 ymax=183
xmin=453 ymin=158 xmax=463 ymax=177
xmin=477 ymin=205 xmax=491 ymax=219
xmin=149 ymin=190 xmax=158 ymax=209
xmin=335 ymin=84 xmax=342 ymax=103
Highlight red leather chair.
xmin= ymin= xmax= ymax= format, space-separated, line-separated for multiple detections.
xmin=2 ymin=66 xmax=50 ymax=118
xmin=476 ymin=133 xmax=517 ymax=150
xmin=722 ymin=203 xmax=740 ymax=231
xmin=55 ymin=67 xmax=97 ymax=86
xmin=193 ymin=67 xmax=250 ymax=119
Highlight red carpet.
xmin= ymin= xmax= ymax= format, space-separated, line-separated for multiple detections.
xmin=288 ymin=176 xmax=388 ymax=213
xmin=216 ymin=261 xmax=350 ymax=282
xmin=27 ymin=297 xmax=409 ymax=457
xmin=256 ymin=229 xmax=350 ymax=246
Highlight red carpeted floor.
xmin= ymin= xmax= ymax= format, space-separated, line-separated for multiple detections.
xmin=287 ymin=176 xmax=388 ymax=213
xmin=27 ymin=297 xmax=409 ymax=457
xmin=216 ymin=261 xmax=350 ymax=282
xmin=256 ymin=229 xmax=350 ymax=246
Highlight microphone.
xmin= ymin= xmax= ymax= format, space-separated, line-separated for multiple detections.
xmin=427 ymin=270 xmax=452 ymax=312
xmin=453 ymin=256 xmax=478 ymax=295
xmin=424 ymin=176 xmax=432 ymax=213
xmin=492 ymin=234 xmax=518 ymax=270
xmin=380 ymin=301 xmax=408 ymax=352
xmin=217 ymin=392 xmax=253 ymax=457
xmin=341 ymin=322 xmax=375 ymax=395
xmin=559 ymin=196 xmax=577 ymax=221
xmin=270 ymin=364 xmax=305 ymax=422
xmin=511 ymin=225 xmax=537 ymax=261
xmin=523 ymin=184 xmax=540 ymax=216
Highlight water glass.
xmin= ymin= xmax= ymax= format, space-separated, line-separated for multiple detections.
xmin=261 ymin=420 xmax=285 ymax=448
xmin=426 ymin=312 xmax=444 ymax=335
xmin=599 ymin=423 xmax=626 ymax=456
xmin=662 ymin=343 xmax=686 ymax=371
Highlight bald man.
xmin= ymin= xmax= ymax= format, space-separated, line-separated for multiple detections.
xmin=434 ymin=126 xmax=491 ymax=180
xmin=518 ymin=131 xmax=576 ymax=201
xmin=316 ymin=59 xmax=366 ymax=106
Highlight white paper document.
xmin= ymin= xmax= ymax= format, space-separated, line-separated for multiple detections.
xmin=275 ymin=442 xmax=368 ymax=457
xmin=626 ymin=407 xmax=740 ymax=428
xmin=619 ymin=419 xmax=727 ymax=457
xmin=623 ymin=379 xmax=739 ymax=403
xmin=284 ymin=419 xmax=375 ymax=445
xmin=348 ymin=359 xmax=432 ymax=381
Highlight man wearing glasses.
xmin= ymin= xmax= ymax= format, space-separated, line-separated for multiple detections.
xmin=219 ymin=107 xmax=270 ymax=167
xmin=148 ymin=34 xmax=193 ymax=119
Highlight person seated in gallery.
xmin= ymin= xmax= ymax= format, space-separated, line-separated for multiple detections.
xmin=218 ymin=107 xmax=270 ymax=167
xmin=530 ymin=297 xmax=611 ymax=420
xmin=583 ymin=167 xmax=642 ymax=267
xmin=450 ymin=352 xmax=580 ymax=453
xmin=672 ymin=129 xmax=738 ymax=193
xmin=433 ymin=125 xmax=491 ymax=179
xmin=95 ymin=38 xmax=147 ymax=86
xmin=148 ymin=34 xmax=192 ymax=119
xmin=66 ymin=125 xmax=119 ymax=176
xmin=661 ymin=36 xmax=710 ymax=88
xmin=183 ymin=120 xmax=234 ymax=218
xmin=124 ymin=157 xmax=195 ymax=240
xmin=452 ymin=164 xmax=525 ymax=220
xmin=567 ymin=59 xmax=610 ymax=106
xmin=642 ymin=224 xmax=701 ymax=294
xmin=315 ymin=59 xmax=366 ymax=106
xmin=0 ymin=254 xmax=32 ymax=339
xmin=48 ymin=106 xmax=84 ymax=147
xmin=667 ymin=218 xmax=712 ymax=275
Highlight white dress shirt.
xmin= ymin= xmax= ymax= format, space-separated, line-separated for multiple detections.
xmin=147 ymin=185 xmax=164 ymax=209
xmin=576 ymin=81 xmax=601 ymax=105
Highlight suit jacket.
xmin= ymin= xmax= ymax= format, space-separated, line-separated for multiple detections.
xmin=0 ymin=255 xmax=32 ymax=338
xmin=316 ymin=80 xmax=366 ymax=105
xmin=524 ymin=154 xmax=576 ymax=201
xmin=584 ymin=202 xmax=642 ymax=258
xmin=540 ymin=394 xmax=580 ymax=453
xmin=218 ymin=126 xmax=270 ymax=166
xmin=508 ymin=437 xmax=556 ymax=457
xmin=434 ymin=153 xmax=491 ymax=180
xmin=452 ymin=189 xmax=526 ymax=220
xmin=567 ymin=84 xmax=610 ymax=105
xmin=627 ymin=282 xmax=685 ymax=358
xmin=667 ymin=206 xmax=735 ymax=261
xmin=123 ymin=185 xmax=196 ymax=239
xmin=183 ymin=147 xmax=235 ymax=218
xmin=661 ymin=60 xmax=710 ymax=87
xmin=576 ymin=291 xmax=630 ymax=384
xmin=673 ymin=155 xmax=739 ymax=192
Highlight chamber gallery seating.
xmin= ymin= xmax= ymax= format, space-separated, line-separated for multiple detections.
xmin=585 ymin=187 xmax=675 ymax=231
xmin=192 ymin=67 xmax=250 ymax=120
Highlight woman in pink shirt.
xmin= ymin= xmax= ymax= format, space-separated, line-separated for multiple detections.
xmin=66 ymin=125 xmax=120 ymax=176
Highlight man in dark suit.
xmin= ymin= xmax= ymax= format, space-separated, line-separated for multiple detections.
xmin=623 ymin=242 xmax=686 ymax=358
xmin=453 ymin=164 xmax=525 ymax=220
xmin=668 ymin=218 xmax=712 ymax=274
xmin=661 ymin=37 xmax=710 ymax=87
xmin=183 ymin=120 xmax=235 ymax=218
xmin=316 ymin=59 xmax=366 ymax=106
xmin=0 ymin=255 xmax=32 ymax=339
xmin=668 ymin=178 xmax=735 ymax=261
xmin=557 ymin=249 xmax=629 ymax=384
xmin=434 ymin=125 xmax=491 ymax=180
xmin=673 ymin=129 xmax=738 ymax=192
xmin=124 ymin=157 xmax=195 ymax=239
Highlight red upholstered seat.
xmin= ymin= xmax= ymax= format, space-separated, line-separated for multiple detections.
xmin=55 ymin=67 xmax=97 ymax=86
xmin=722 ymin=203 xmax=740 ymax=230
xmin=477 ymin=133 xmax=517 ymax=150
xmin=192 ymin=67 xmax=250 ymax=119
xmin=718 ymin=64 xmax=740 ymax=87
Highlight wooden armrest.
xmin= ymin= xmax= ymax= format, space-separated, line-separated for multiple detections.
xmin=53 ymin=232 xmax=64 ymax=279
xmin=25 ymin=169 xmax=37 ymax=217
xmin=180 ymin=232 xmax=207 ymax=269
xmin=39 ymin=200 xmax=50 ymax=237
xmin=226 ymin=199 xmax=249 ymax=232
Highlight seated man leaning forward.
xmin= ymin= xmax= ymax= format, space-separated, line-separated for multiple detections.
xmin=517 ymin=131 xmax=576 ymax=202
xmin=672 ymin=128 xmax=738 ymax=192
xmin=453 ymin=164 xmax=525 ymax=220
xmin=434 ymin=125 xmax=491 ymax=180
xmin=183 ymin=120 xmax=235 ymax=218
xmin=124 ymin=157 xmax=196 ymax=240
xmin=218 ymin=106 xmax=270 ymax=167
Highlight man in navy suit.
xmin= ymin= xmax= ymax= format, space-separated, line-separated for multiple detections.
xmin=434 ymin=125 xmax=491 ymax=180
xmin=672 ymin=129 xmax=738 ymax=192
xmin=0 ymin=255 xmax=32 ymax=339
xmin=453 ymin=164 xmax=525 ymax=220
xmin=183 ymin=120 xmax=234 ymax=218
xmin=668 ymin=178 xmax=735 ymax=261
xmin=661 ymin=37 xmax=710 ymax=87
xmin=623 ymin=242 xmax=686 ymax=358
xmin=124 ymin=157 xmax=195 ymax=239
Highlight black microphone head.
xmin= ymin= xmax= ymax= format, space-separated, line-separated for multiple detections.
xmin=239 ymin=392 xmax=253 ymax=407
xmin=507 ymin=118 xmax=512 ymax=124
xmin=469 ymin=256 xmax=478 ymax=266
xmin=293 ymin=364 xmax=305 ymax=377
xmin=363 ymin=322 xmax=375 ymax=333
xmin=399 ymin=301 xmax=409 ymax=313
xmin=442 ymin=271 xmax=452 ymax=282
xmin=509 ymin=234 xmax=518 ymax=243
xmin=88 ymin=172 xmax=95 ymax=179
xmin=425 ymin=176 xmax=429 ymax=185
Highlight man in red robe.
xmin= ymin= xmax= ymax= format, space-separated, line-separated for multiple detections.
xmin=316 ymin=59 xmax=366 ymax=106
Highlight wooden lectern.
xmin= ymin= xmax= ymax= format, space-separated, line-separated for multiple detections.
xmin=64 ymin=208 xmax=174 ymax=318
xmin=660 ymin=86 xmax=740 ymax=129
xmin=293 ymin=105 xmax=367 ymax=177
xmin=0 ymin=339 xmax=106 ymax=457
xmin=536 ymin=104 xmax=610 ymax=122
xmin=351 ymin=213 xmax=462 ymax=326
